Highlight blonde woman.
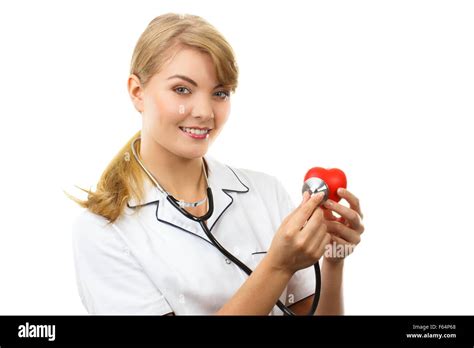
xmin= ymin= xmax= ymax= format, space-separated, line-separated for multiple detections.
xmin=71 ymin=13 xmax=365 ymax=315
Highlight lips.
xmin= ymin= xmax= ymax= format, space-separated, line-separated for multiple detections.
xmin=179 ymin=127 xmax=212 ymax=134
xmin=179 ymin=126 xmax=212 ymax=131
xmin=179 ymin=127 xmax=211 ymax=139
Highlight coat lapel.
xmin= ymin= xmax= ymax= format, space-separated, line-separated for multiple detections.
xmin=127 ymin=156 xmax=249 ymax=243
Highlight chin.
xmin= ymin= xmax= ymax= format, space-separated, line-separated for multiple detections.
xmin=177 ymin=148 xmax=208 ymax=160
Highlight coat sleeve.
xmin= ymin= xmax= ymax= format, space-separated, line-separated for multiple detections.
xmin=273 ymin=177 xmax=317 ymax=306
xmin=72 ymin=210 xmax=174 ymax=315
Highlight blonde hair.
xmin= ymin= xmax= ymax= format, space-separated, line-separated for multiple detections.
xmin=68 ymin=13 xmax=239 ymax=223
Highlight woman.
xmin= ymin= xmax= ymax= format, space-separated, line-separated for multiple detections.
xmin=71 ymin=13 xmax=365 ymax=315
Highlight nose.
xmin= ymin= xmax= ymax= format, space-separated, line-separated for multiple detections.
xmin=191 ymin=96 xmax=214 ymax=120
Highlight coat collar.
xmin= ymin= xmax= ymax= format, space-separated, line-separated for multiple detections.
xmin=126 ymin=156 xmax=249 ymax=240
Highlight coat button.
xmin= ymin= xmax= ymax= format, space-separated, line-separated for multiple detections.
xmin=225 ymin=258 xmax=231 ymax=264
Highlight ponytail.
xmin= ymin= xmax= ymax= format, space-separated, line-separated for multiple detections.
xmin=67 ymin=130 xmax=146 ymax=223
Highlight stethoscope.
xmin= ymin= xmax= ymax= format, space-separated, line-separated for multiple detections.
xmin=131 ymin=137 xmax=321 ymax=316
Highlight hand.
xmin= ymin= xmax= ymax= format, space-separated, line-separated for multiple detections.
xmin=267 ymin=191 xmax=331 ymax=276
xmin=322 ymin=188 xmax=365 ymax=263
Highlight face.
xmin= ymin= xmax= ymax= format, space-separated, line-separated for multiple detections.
xmin=129 ymin=46 xmax=231 ymax=159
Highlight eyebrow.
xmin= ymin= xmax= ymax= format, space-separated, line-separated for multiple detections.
xmin=167 ymin=74 xmax=223 ymax=89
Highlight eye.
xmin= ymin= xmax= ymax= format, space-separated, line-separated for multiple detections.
xmin=214 ymin=90 xmax=230 ymax=100
xmin=174 ymin=86 xmax=191 ymax=95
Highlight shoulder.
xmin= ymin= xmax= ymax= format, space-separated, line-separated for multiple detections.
xmin=217 ymin=160 xmax=297 ymax=219
xmin=72 ymin=209 xmax=113 ymax=237
xmin=206 ymin=155 xmax=286 ymax=196
xmin=234 ymin=165 xmax=288 ymax=199
xmin=225 ymin=162 xmax=283 ymax=193
xmin=73 ymin=208 xmax=110 ymax=227
xmin=71 ymin=210 xmax=122 ymax=255
xmin=215 ymin=158 xmax=293 ymax=208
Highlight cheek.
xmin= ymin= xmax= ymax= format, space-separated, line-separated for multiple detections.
xmin=214 ymin=103 xmax=231 ymax=127
xmin=146 ymin=94 xmax=184 ymax=125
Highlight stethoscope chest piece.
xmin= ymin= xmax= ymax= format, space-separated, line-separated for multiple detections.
xmin=302 ymin=177 xmax=329 ymax=202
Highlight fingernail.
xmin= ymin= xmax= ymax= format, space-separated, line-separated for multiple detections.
xmin=325 ymin=200 xmax=333 ymax=206
xmin=337 ymin=188 xmax=344 ymax=195
xmin=313 ymin=192 xmax=324 ymax=200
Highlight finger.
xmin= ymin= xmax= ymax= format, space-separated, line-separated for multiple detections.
xmin=294 ymin=191 xmax=312 ymax=214
xmin=289 ymin=192 xmax=325 ymax=231
xmin=282 ymin=191 xmax=311 ymax=224
xmin=337 ymin=188 xmax=363 ymax=219
xmin=323 ymin=209 xmax=346 ymax=224
xmin=330 ymin=234 xmax=356 ymax=257
xmin=300 ymin=208 xmax=324 ymax=243
xmin=331 ymin=234 xmax=354 ymax=247
xmin=303 ymin=212 xmax=327 ymax=246
xmin=315 ymin=232 xmax=332 ymax=259
xmin=325 ymin=220 xmax=361 ymax=245
xmin=323 ymin=199 xmax=362 ymax=230
xmin=323 ymin=208 xmax=337 ymax=221
xmin=301 ymin=190 xmax=310 ymax=206
xmin=286 ymin=191 xmax=312 ymax=225
xmin=323 ymin=209 xmax=348 ymax=225
xmin=324 ymin=235 xmax=353 ymax=261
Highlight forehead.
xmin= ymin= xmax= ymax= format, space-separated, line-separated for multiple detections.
xmin=154 ymin=46 xmax=218 ymax=86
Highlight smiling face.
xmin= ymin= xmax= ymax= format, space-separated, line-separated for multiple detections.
xmin=129 ymin=46 xmax=232 ymax=160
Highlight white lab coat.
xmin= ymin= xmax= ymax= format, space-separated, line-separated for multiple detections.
xmin=72 ymin=155 xmax=316 ymax=315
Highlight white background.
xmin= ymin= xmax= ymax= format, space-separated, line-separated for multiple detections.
xmin=0 ymin=0 xmax=473 ymax=315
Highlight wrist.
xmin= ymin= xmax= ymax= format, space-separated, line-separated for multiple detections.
xmin=323 ymin=257 xmax=345 ymax=269
xmin=263 ymin=252 xmax=294 ymax=280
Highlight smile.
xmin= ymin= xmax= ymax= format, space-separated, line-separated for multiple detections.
xmin=179 ymin=127 xmax=211 ymax=139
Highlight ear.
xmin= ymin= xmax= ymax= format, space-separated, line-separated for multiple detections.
xmin=127 ymin=74 xmax=144 ymax=113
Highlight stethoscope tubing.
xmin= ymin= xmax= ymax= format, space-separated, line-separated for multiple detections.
xmin=168 ymin=187 xmax=321 ymax=316
xmin=132 ymin=136 xmax=320 ymax=315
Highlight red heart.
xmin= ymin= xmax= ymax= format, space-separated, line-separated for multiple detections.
xmin=303 ymin=167 xmax=347 ymax=203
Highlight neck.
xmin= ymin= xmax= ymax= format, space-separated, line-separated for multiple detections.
xmin=138 ymin=136 xmax=207 ymax=202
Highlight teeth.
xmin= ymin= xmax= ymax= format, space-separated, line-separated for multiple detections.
xmin=181 ymin=127 xmax=209 ymax=135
